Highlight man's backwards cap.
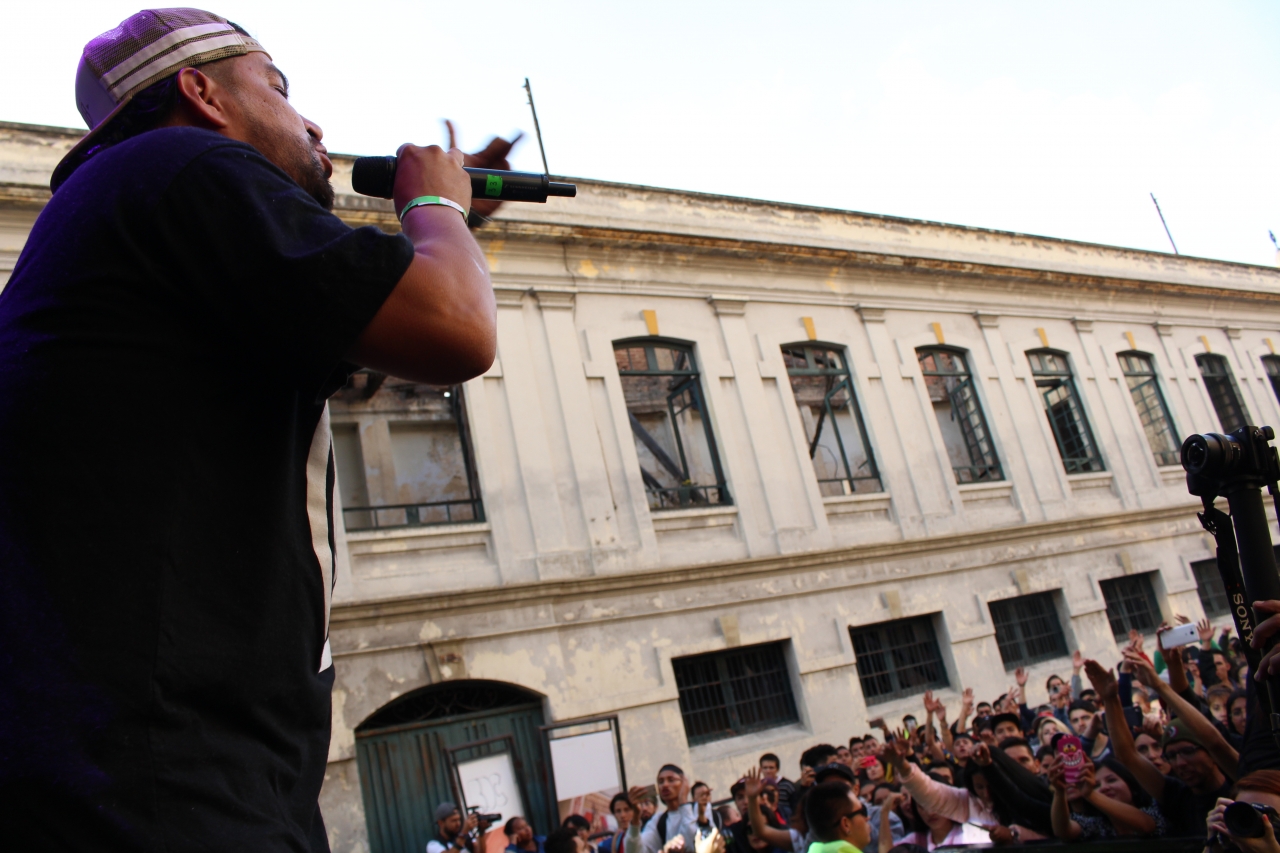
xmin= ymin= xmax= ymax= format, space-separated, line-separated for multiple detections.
xmin=53 ymin=8 xmax=268 ymax=191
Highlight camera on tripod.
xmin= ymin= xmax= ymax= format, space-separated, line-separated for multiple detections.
xmin=1182 ymin=425 xmax=1280 ymax=744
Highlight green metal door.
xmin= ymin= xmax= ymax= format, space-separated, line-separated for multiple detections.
xmin=355 ymin=681 xmax=553 ymax=853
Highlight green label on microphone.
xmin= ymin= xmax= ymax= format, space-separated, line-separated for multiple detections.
xmin=485 ymin=174 xmax=503 ymax=197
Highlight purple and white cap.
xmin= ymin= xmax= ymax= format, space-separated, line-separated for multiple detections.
xmin=53 ymin=8 xmax=268 ymax=190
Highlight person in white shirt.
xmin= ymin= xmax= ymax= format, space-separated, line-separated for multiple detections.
xmin=633 ymin=765 xmax=698 ymax=853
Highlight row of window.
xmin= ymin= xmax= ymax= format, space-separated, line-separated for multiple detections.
xmin=333 ymin=336 xmax=1273 ymax=530
xmin=671 ymin=567 xmax=1207 ymax=745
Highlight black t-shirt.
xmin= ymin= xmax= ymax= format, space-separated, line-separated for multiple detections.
xmin=0 ymin=127 xmax=412 ymax=850
xmin=1160 ymin=774 xmax=1234 ymax=837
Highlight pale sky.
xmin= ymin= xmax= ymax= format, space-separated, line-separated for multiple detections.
xmin=3 ymin=1 xmax=1277 ymax=265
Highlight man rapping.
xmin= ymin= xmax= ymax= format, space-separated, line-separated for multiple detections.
xmin=0 ymin=8 xmax=509 ymax=850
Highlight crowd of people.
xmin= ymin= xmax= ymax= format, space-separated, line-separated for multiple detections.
xmin=434 ymin=614 xmax=1280 ymax=853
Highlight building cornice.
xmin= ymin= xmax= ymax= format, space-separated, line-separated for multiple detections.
xmin=330 ymin=500 xmax=1202 ymax=629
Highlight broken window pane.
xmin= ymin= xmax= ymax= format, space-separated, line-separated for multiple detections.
xmin=1118 ymin=352 xmax=1180 ymax=466
xmin=1197 ymin=353 xmax=1249 ymax=434
xmin=614 ymin=340 xmax=731 ymax=510
xmin=782 ymin=344 xmax=881 ymax=496
xmin=1028 ymin=350 xmax=1105 ymax=474
xmin=329 ymin=371 xmax=483 ymax=530
xmin=917 ymin=348 xmax=1003 ymax=483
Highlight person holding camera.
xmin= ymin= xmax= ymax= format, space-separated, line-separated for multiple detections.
xmin=429 ymin=804 xmax=493 ymax=853
xmin=1207 ymin=770 xmax=1280 ymax=853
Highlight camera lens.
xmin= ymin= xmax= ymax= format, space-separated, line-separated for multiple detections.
xmin=1182 ymin=433 xmax=1238 ymax=477
xmin=1224 ymin=802 xmax=1269 ymax=838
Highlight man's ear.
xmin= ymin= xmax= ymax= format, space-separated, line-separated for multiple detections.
xmin=171 ymin=66 xmax=233 ymax=130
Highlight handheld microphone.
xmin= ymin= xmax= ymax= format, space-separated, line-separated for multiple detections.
xmin=350 ymin=156 xmax=576 ymax=203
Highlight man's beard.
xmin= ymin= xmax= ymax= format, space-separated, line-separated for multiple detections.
xmin=245 ymin=117 xmax=335 ymax=210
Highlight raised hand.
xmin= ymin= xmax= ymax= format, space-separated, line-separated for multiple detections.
xmin=961 ymin=687 xmax=974 ymax=716
xmin=1197 ymin=618 xmax=1214 ymax=644
xmin=923 ymin=690 xmax=936 ymax=714
xmin=694 ymin=827 xmax=724 ymax=853
xmin=972 ymin=742 xmax=993 ymax=767
xmin=1083 ymin=659 xmax=1118 ymax=701
xmin=1015 ymin=666 xmax=1029 ymax=687
xmin=1072 ymin=649 xmax=1084 ymax=673
xmin=443 ymin=119 xmax=523 ymax=219
xmin=1123 ymin=650 xmax=1158 ymax=689
xmin=743 ymin=767 xmax=764 ymax=799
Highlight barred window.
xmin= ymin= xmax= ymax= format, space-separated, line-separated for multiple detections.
xmin=990 ymin=592 xmax=1069 ymax=669
xmin=672 ymin=643 xmax=799 ymax=746
xmin=614 ymin=339 xmax=731 ymax=510
xmin=1028 ymin=351 xmax=1105 ymax=474
xmin=331 ymin=373 xmax=483 ymax=531
xmin=917 ymin=348 xmax=1002 ymax=483
xmin=849 ymin=616 xmax=948 ymax=702
xmin=1100 ymin=574 xmax=1162 ymax=640
xmin=1191 ymin=558 xmax=1230 ymax=619
xmin=783 ymin=344 xmax=882 ymax=496
xmin=1196 ymin=354 xmax=1249 ymax=434
xmin=1118 ymin=353 xmax=1180 ymax=467
xmin=1263 ymin=356 xmax=1280 ymax=407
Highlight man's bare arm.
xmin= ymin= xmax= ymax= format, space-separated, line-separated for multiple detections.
xmin=348 ymin=144 xmax=496 ymax=384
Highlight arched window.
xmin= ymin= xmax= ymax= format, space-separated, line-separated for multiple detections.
xmin=1262 ymin=355 xmax=1280 ymax=406
xmin=916 ymin=347 xmax=1002 ymax=483
xmin=1117 ymin=352 xmax=1180 ymax=466
xmin=1027 ymin=350 xmax=1105 ymax=473
xmin=1196 ymin=353 xmax=1249 ymax=433
xmin=781 ymin=343 xmax=881 ymax=495
xmin=614 ymin=338 xmax=731 ymax=510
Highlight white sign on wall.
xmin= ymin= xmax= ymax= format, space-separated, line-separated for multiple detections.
xmin=549 ymin=730 xmax=622 ymax=801
xmin=457 ymin=752 xmax=526 ymax=820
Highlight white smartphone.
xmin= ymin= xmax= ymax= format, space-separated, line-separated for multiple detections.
xmin=1158 ymin=622 xmax=1199 ymax=648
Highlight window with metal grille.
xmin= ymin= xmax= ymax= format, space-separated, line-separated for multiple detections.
xmin=1263 ymin=356 xmax=1280 ymax=407
xmin=614 ymin=339 xmax=731 ymax=511
xmin=1118 ymin=352 xmax=1181 ymax=467
xmin=1191 ymin=558 xmax=1230 ymax=618
xmin=917 ymin=348 xmax=1002 ymax=483
xmin=1190 ymin=546 xmax=1280 ymax=620
xmin=782 ymin=344 xmax=882 ymax=496
xmin=671 ymin=642 xmax=799 ymax=746
xmin=1028 ymin=351 xmax=1105 ymax=474
xmin=331 ymin=372 xmax=484 ymax=531
xmin=1196 ymin=354 xmax=1249 ymax=434
xmin=989 ymin=592 xmax=1069 ymax=669
xmin=849 ymin=616 xmax=949 ymax=702
xmin=1099 ymin=574 xmax=1162 ymax=640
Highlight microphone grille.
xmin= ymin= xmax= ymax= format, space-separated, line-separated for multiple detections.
xmin=351 ymin=156 xmax=396 ymax=199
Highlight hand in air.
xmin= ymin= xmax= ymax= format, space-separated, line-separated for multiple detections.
xmin=444 ymin=119 xmax=523 ymax=219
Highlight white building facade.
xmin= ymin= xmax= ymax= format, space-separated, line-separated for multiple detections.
xmin=3 ymin=121 xmax=1279 ymax=853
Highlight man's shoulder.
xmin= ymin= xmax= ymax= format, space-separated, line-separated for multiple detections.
xmin=67 ymin=127 xmax=257 ymax=191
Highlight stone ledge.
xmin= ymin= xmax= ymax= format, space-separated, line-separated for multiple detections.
xmin=330 ymin=502 xmax=1201 ymax=628
xmin=651 ymin=504 xmax=738 ymax=533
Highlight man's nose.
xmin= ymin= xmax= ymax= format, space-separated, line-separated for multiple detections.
xmin=304 ymin=117 xmax=325 ymax=145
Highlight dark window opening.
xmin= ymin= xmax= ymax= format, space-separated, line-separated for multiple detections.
xmin=672 ymin=642 xmax=799 ymax=746
xmin=1197 ymin=353 xmax=1249 ymax=434
xmin=990 ymin=592 xmax=1069 ymax=669
xmin=849 ymin=616 xmax=949 ymax=703
xmin=1192 ymin=559 xmax=1230 ymax=619
xmin=917 ymin=348 xmax=1003 ymax=483
xmin=1263 ymin=356 xmax=1280 ymax=407
xmin=782 ymin=343 xmax=882 ymax=496
xmin=615 ymin=339 xmax=731 ymax=511
xmin=1100 ymin=573 xmax=1162 ymax=640
xmin=332 ymin=372 xmax=483 ymax=531
xmin=1028 ymin=350 xmax=1105 ymax=474
xmin=1118 ymin=352 xmax=1180 ymax=467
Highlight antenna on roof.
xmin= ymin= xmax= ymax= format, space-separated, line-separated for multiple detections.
xmin=523 ymin=78 xmax=550 ymax=176
xmin=1150 ymin=193 xmax=1179 ymax=255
